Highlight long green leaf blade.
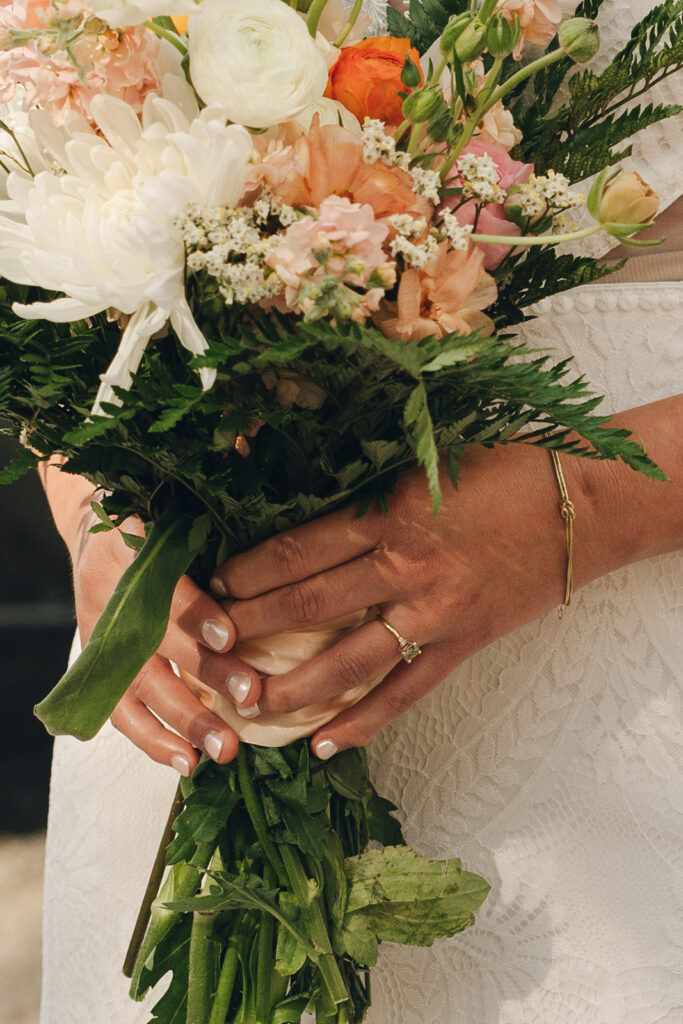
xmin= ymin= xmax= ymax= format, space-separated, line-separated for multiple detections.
xmin=34 ymin=507 xmax=193 ymax=740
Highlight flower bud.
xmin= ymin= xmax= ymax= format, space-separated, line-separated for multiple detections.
xmin=598 ymin=171 xmax=659 ymax=227
xmin=486 ymin=12 xmax=520 ymax=58
xmin=401 ymin=54 xmax=423 ymax=88
xmin=559 ymin=17 xmax=600 ymax=63
xmin=440 ymin=12 xmax=473 ymax=55
xmin=402 ymin=88 xmax=444 ymax=123
xmin=454 ymin=20 xmax=487 ymax=62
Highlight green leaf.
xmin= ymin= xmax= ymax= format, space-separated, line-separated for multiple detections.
xmin=34 ymin=507 xmax=194 ymax=740
xmin=366 ymin=793 xmax=404 ymax=847
xmin=275 ymin=892 xmax=308 ymax=976
xmin=339 ymin=847 xmax=490 ymax=962
xmin=404 ymin=382 xmax=441 ymax=514
xmin=0 ymin=445 xmax=38 ymax=483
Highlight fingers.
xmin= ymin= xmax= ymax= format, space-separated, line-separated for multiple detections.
xmin=158 ymin=574 xmax=262 ymax=708
xmin=111 ymin=654 xmax=240 ymax=773
xmin=210 ymin=503 xmax=381 ymax=600
xmin=257 ymin=620 xmax=400 ymax=715
xmin=309 ymin=642 xmax=455 ymax=756
xmin=225 ymin=554 xmax=392 ymax=641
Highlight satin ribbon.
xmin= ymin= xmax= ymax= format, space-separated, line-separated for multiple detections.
xmin=180 ymin=607 xmax=385 ymax=746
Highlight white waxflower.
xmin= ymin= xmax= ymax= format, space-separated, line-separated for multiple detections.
xmin=0 ymin=76 xmax=253 ymax=415
xmin=188 ymin=0 xmax=328 ymax=129
xmin=87 ymin=0 xmax=199 ymax=29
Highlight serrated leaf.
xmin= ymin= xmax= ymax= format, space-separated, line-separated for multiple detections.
xmin=404 ymin=382 xmax=441 ymax=514
xmin=0 ymin=445 xmax=38 ymax=483
xmin=340 ymin=847 xmax=489 ymax=960
xmin=34 ymin=506 xmax=193 ymax=740
xmin=366 ymin=792 xmax=404 ymax=847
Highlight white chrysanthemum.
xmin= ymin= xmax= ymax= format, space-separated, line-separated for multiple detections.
xmin=188 ymin=0 xmax=328 ymax=129
xmin=87 ymin=0 xmax=199 ymax=29
xmin=0 ymin=75 xmax=252 ymax=414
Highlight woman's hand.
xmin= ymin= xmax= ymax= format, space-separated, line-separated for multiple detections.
xmin=68 ymin=512 xmax=258 ymax=775
xmin=211 ymin=396 xmax=683 ymax=759
xmin=210 ymin=442 xmax=573 ymax=757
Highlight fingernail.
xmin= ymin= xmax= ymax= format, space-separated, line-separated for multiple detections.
xmin=171 ymin=754 xmax=191 ymax=777
xmin=236 ymin=702 xmax=261 ymax=719
xmin=315 ymin=739 xmax=338 ymax=761
xmin=228 ymin=671 xmax=252 ymax=704
xmin=210 ymin=575 xmax=228 ymax=597
xmin=204 ymin=731 xmax=224 ymax=760
xmin=201 ymin=618 xmax=230 ymax=651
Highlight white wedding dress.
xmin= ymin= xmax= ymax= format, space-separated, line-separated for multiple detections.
xmin=40 ymin=3 xmax=683 ymax=1023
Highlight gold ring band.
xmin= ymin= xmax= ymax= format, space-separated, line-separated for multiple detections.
xmin=379 ymin=617 xmax=422 ymax=664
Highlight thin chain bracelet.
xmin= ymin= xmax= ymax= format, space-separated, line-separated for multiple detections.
xmin=548 ymin=447 xmax=576 ymax=618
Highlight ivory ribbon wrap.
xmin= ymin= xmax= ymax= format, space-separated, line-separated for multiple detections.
xmin=180 ymin=608 xmax=384 ymax=746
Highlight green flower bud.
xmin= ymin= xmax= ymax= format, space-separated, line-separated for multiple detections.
xmin=558 ymin=17 xmax=600 ymax=63
xmin=462 ymin=68 xmax=479 ymax=96
xmin=485 ymin=12 xmax=520 ymax=58
xmin=401 ymin=53 xmax=423 ymax=89
xmin=402 ymin=88 xmax=444 ymax=124
xmin=440 ymin=12 xmax=474 ymax=55
xmin=454 ymin=20 xmax=487 ymax=63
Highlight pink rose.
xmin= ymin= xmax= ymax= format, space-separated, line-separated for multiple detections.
xmin=441 ymin=140 xmax=533 ymax=270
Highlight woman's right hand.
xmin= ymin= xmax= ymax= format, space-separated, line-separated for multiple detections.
xmin=69 ymin=511 xmax=262 ymax=775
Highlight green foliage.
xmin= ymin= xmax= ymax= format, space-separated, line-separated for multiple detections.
xmin=139 ymin=742 xmax=485 ymax=1024
xmin=387 ymin=0 xmax=469 ymax=52
xmin=34 ymin=507 xmax=195 ymax=740
xmin=513 ymin=0 xmax=683 ymax=180
xmin=492 ymin=246 xmax=623 ymax=325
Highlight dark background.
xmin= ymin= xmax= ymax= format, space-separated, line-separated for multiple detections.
xmin=0 ymin=434 xmax=74 ymax=833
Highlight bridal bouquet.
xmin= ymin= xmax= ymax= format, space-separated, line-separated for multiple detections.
xmin=0 ymin=0 xmax=680 ymax=1021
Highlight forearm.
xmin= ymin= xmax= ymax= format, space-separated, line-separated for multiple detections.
xmin=37 ymin=456 xmax=97 ymax=563
xmin=565 ymin=394 xmax=683 ymax=591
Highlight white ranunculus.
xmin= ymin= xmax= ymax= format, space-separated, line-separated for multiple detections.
xmin=87 ymin=0 xmax=199 ymax=29
xmin=189 ymin=0 xmax=328 ymax=129
xmin=0 ymin=75 xmax=253 ymax=415
xmin=291 ymin=97 xmax=361 ymax=133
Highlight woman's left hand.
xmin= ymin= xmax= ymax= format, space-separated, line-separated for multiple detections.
xmin=210 ymin=441 xmax=580 ymax=757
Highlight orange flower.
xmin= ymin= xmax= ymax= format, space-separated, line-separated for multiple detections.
xmin=253 ymin=118 xmax=433 ymax=224
xmin=325 ymin=36 xmax=423 ymax=126
xmin=374 ymin=242 xmax=497 ymax=342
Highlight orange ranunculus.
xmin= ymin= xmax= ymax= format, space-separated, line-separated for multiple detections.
xmin=325 ymin=36 xmax=423 ymax=126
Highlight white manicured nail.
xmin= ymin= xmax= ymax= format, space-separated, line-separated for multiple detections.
xmin=171 ymin=755 xmax=191 ymax=777
xmin=315 ymin=740 xmax=338 ymax=761
xmin=202 ymin=618 xmax=230 ymax=651
xmin=204 ymin=732 xmax=224 ymax=760
xmin=228 ymin=671 xmax=252 ymax=704
xmin=210 ymin=575 xmax=228 ymax=597
xmin=236 ymin=703 xmax=261 ymax=719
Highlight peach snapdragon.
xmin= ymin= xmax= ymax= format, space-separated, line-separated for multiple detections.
xmin=0 ymin=0 xmax=164 ymax=124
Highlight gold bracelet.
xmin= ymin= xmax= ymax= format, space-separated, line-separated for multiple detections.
xmin=548 ymin=447 xmax=576 ymax=618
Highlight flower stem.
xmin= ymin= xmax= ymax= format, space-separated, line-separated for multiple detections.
xmin=279 ymin=843 xmax=349 ymax=1007
xmin=236 ymin=743 xmax=288 ymax=888
xmin=471 ymin=223 xmax=601 ymax=245
xmin=123 ymin=782 xmax=183 ymax=981
xmin=486 ymin=47 xmax=567 ymax=110
xmin=334 ymin=0 xmax=364 ymax=47
xmin=186 ymin=910 xmax=218 ymax=1024
xmin=145 ymin=19 xmax=187 ymax=55
xmin=128 ymin=842 xmax=214 ymax=1000
xmin=306 ymin=0 xmax=332 ymax=37
xmin=207 ymin=916 xmax=243 ymax=1024
xmin=441 ymin=56 xmax=503 ymax=178
xmin=255 ymin=863 xmax=277 ymax=1019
